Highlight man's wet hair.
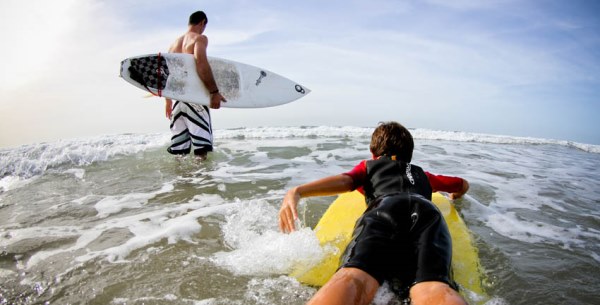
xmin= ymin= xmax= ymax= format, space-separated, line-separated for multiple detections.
xmin=189 ymin=11 xmax=207 ymax=25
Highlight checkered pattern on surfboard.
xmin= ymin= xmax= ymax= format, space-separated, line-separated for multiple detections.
xmin=128 ymin=55 xmax=169 ymax=90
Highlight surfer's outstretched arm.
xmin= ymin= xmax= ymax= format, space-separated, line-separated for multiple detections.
xmin=279 ymin=174 xmax=354 ymax=233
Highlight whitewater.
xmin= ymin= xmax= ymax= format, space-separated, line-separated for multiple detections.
xmin=1 ymin=126 xmax=599 ymax=305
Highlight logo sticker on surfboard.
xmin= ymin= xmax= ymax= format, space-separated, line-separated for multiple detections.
xmin=255 ymin=71 xmax=267 ymax=86
xmin=295 ymin=85 xmax=306 ymax=94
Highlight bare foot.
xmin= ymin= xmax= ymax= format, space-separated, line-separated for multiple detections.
xmin=194 ymin=152 xmax=208 ymax=162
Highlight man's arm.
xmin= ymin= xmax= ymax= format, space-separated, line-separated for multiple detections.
xmin=165 ymin=98 xmax=173 ymax=119
xmin=193 ymin=36 xmax=226 ymax=109
xmin=279 ymin=175 xmax=354 ymax=233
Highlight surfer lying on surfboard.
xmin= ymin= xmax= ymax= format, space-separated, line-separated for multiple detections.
xmin=279 ymin=122 xmax=469 ymax=305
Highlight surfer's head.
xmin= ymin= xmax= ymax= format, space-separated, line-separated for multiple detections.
xmin=370 ymin=121 xmax=414 ymax=162
xmin=189 ymin=11 xmax=208 ymax=26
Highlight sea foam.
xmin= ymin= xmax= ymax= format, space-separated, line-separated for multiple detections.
xmin=212 ymin=199 xmax=324 ymax=276
xmin=2 ymin=127 xmax=598 ymax=183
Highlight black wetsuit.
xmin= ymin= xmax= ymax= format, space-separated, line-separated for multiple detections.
xmin=340 ymin=157 xmax=456 ymax=297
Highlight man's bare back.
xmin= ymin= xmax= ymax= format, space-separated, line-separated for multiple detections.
xmin=169 ymin=32 xmax=207 ymax=55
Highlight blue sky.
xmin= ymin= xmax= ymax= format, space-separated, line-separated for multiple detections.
xmin=1 ymin=0 xmax=599 ymax=147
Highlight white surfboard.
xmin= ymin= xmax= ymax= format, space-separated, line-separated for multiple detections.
xmin=120 ymin=53 xmax=310 ymax=108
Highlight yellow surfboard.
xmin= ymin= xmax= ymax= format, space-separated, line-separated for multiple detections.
xmin=291 ymin=191 xmax=486 ymax=298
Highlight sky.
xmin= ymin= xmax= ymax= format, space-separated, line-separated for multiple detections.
xmin=1 ymin=0 xmax=599 ymax=148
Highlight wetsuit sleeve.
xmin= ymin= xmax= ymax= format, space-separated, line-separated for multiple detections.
xmin=425 ymin=172 xmax=465 ymax=193
xmin=342 ymin=160 xmax=367 ymax=194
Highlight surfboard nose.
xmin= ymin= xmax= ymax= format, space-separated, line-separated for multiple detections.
xmin=295 ymin=84 xmax=310 ymax=95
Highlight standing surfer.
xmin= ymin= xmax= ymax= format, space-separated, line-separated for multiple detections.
xmin=165 ymin=11 xmax=226 ymax=160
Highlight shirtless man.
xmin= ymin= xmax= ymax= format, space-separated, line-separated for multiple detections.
xmin=165 ymin=11 xmax=226 ymax=160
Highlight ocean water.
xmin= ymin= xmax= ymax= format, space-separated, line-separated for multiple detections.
xmin=1 ymin=126 xmax=599 ymax=305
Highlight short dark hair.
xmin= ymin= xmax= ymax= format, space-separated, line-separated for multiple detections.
xmin=189 ymin=11 xmax=207 ymax=25
xmin=369 ymin=121 xmax=414 ymax=162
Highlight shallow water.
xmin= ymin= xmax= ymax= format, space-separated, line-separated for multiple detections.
xmin=1 ymin=127 xmax=599 ymax=305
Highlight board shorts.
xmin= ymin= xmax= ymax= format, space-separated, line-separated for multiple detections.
xmin=340 ymin=193 xmax=457 ymax=297
xmin=168 ymin=101 xmax=213 ymax=156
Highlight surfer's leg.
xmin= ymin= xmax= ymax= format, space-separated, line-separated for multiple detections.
xmin=306 ymin=267 xmax=378 ymax=305
xmin=168 ymin=124 xmax=191 ymax=154
xmin=408 ymin=195 xmax=466 ymax=305
xmin=409 ymin=281 xmax=467 ymax=305
xmin=184 ymin=103 xmax=213 ymax=156
xmin=410 ymin=195 xmax=453 ymax=285
xmin=339 ymin=195 xmax=413 ymax=286
xmin=168 ymin=101 xmax=192 ymax=155
xmin=167 ymin=128 xmax=191 ymax=155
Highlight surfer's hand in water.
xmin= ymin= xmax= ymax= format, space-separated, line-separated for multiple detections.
xmin=279 ymin=175 xmax=354 ymax=233
xmin=279 ymin=187 xmax=300 ymax=233
xmin=210 ymin=92 xmax=227 ymax=109
xmin=449 ymin=179 xmax=469 ymax=200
